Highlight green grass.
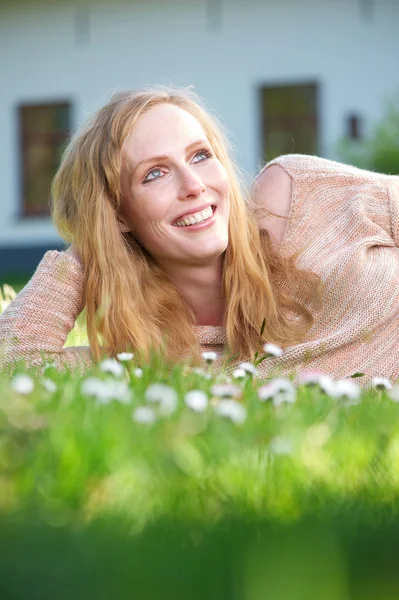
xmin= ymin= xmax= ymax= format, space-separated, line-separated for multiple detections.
xmin=2 ymin=286 xmax=399 ymax=598
xmin=0 ymin=275 xmax=30 ymax=294
xmin=2 ymin=362 xmax=398 ymax=522
xmin=1 ymin=360 xmax=399 ymax=598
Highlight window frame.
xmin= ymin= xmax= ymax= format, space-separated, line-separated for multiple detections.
xmin=17 ymin=100 xmax=72 ymax=219
xmin=258 ymin=80 xmax=321 ymax=164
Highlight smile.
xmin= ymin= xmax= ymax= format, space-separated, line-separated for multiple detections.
xmin=173 ymin=205 xmax=215 ymax=228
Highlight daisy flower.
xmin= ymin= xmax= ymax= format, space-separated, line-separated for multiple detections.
xmin=99 ymin=358 xmax=124 ymax=378
xmin=184 ymin=390 xmax=208 ymax=412
xmin=238 ymin=362 xmax=258 ymax=376
xmin=201 ymin=351 xmax=218 ymax=365
xmin=145 ymin=383 xmax=178 ymax=416
xmin=214 ymin=400 xmax=247 ymax=424
xmin=116 ymin=352 xmax=134 ymax=362
xmin=11 ymin=374 xmax=34 ymax=395
xmin=263 ymin=343 xmax=284 ymax=358
xmin=371 ymin=377 xmax=392 ymax=391
xmin=132 ymin=406 xmax=156 ymax=425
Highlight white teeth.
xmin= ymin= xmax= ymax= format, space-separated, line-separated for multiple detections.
xmin=175 ymin=205 xmax=214 ymax=227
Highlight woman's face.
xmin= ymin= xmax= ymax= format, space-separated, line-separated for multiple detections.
xmin=119 ymin=103 xmax=230 ymax=269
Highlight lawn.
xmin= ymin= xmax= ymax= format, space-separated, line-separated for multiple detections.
xmin=1 ymin=284 xmax=399 ymax=599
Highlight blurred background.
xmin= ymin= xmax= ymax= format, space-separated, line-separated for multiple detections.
xmin=0 ymin=0 xmax=398 ymax=283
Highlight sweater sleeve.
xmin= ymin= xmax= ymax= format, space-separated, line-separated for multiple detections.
xmin=261 ymin=154 xmax=398 ymax=250
xmin=0 ymin=250 xmax=94 ymax=373
xmin=388 ymin=175 xmax=399 ymax=246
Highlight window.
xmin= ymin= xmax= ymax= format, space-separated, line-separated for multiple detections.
xmin=260 ymin=83 xmax=319 ymax=162
xmin=19 ymin=102 xmax=71 ymax=217
xmin=346 ymin=113 xmax=363 ymax=141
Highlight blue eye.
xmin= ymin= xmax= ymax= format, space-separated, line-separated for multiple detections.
xmin=192 ymin=149 xmax=213 ymax=162
xmin=142 ymin=148 xmax=213 ymax=183
xmin=143 ymin=167 xmax=163 ymax=183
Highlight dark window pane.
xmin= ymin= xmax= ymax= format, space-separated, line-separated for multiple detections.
xmin=19 ymin=102 xmax=71 ymax=217
xmin=347 ymin=114 xmax=362 ymax=141
xmin=260 ymin=83 xmax=319 ymax=162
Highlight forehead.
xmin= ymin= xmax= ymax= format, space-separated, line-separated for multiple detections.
xmin=123 ymin=103 xmax=207 ymax=162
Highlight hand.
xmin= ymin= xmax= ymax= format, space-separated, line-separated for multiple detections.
xmin=65 ymin=244 xmax=82 ymax=265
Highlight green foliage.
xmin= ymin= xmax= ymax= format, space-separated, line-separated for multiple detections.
xmin=1 ymin=360 xmax=399 ymax=597
xmin=337 ymin=93 xmax=399 ymax=174
xmin=0 ymin=276 xmax=30 ymax=294
xmin=1 ymin=362 xmax=397 ymax=523
xmin=2 ymin=289 xmax=399 ymax=597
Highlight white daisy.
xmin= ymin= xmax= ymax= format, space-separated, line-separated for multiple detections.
xmin=214 ymin=399 xmax=247 ymax=424
xmin=232 ymin=368 xmax=247 ymax=380
xmin=317 ymin=375 xmax=338 ymax=397
xmin=81 ymin=377 xmax=105 ymax=398
xmin=201 ymin=351 xmax=218 ymax=364
xmin=210 ymin=383 xmax=242 ymax=399
xmin=333 ymin=379 xmax=361 ymax=403
xmin=263 ymin=343 xmax=284 ymax=358
xmin=184 ymin=390 xmax=208 ymax=412
xmin=107 ymin=380 xmax=132 ymax=405
xmin=99 ymin=358 xmax=124 ymax=378
xmin=116 ymin=352 xmax=134 ymax=362
xmin=238 ymin=362 xmax=258 ymax=376
xmin=133 ymin=367 xmax=143 ymax=378
xmin=371 ymin=377 xmax=392 ymax=391
xmin=81 ymin=377 xmax=132 ymax=405
xmin=145 ymin=383 xmax=178 ymax=416
xmin=257 ymin=382 xmax=277 ymax=401
xmin=298 ymin=370 xmax=326 ymax=386
xmin=42 ymin=378 xmax=57 ymax=394
xmin=132 ymin=406 xmax=156 ymax=425
xmin=11 ymin=374 xmax=34 ymax=395
xmin=258 ymin=378 xmax=296 ymax=406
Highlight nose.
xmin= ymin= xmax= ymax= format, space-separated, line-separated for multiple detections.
xmin=177 ymin=165 xmax=206 ymax=200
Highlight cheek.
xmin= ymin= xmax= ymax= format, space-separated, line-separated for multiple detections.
xmin=125 ymin=190 xmax=166 ymax=229
xmin=214 ymin=165 xmax=230 ymax=197
xmin=217 ymin=177 xmax=230 ymax=212
xmin=129 ymin=201 xmax=171 ymax=250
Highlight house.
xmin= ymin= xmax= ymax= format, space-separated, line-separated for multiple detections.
xmin=1 ymin=0 xmax=398 ymax=277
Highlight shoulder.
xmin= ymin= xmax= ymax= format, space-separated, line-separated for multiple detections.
xmin=252 ymin=154 xmax=386 ymax=237
xmin=252 ymin=154 xmax=333 ymax=217
xmin=258 ymin=153 xmax=375 ymax=181
xmin=251 ymin=163 xmax=293 ymax=246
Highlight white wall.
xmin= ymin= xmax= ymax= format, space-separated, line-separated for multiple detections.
xmin=1 ymin=0 xmax=398 ymax=248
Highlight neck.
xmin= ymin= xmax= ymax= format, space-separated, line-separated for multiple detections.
xmin=159 ymin=257 xmax=225 ymax=326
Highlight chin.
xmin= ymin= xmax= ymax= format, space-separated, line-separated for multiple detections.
xmin=196 ymin=236 xmax=228 ymax=255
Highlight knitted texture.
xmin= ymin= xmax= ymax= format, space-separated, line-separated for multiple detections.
xmin=0 ymin=251 xmax=92 ymax=372
xmin=1 ymin=154 xmax=398 ymax=382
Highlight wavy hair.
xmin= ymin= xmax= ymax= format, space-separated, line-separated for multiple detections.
xmin=51 ymin=87 xmax=319 ymax=365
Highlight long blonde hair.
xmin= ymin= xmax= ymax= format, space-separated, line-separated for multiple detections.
xmin=52 ymin=87 xmax=318 ymax=364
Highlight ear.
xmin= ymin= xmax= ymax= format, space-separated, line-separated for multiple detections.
xmin=117 ymin=218 xmax=131 ymax=233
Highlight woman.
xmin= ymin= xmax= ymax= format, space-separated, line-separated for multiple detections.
xmin=1 ymin=87 xmax=398 ymax=382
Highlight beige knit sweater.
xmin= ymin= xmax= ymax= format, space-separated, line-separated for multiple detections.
xmin=1 ymin=154 xmax=399 ymax=382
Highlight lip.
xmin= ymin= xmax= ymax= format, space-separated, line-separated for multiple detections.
xmin=172 ymin=202 xmax=215 ymax=224
xmin=173 ymin=206 xmax=217 ymax=231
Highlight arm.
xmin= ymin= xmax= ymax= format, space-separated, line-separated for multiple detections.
xmin=254 ymin=155 xmax=399 ymax=250
xmin=388 ymin=175 xmax=399 ymax=246
xmin=251 ymin=165 xmax=293 ymax=246
xmin=0 ymin=250 xmax=94 ymax=373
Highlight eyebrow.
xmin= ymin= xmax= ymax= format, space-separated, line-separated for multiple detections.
xmin=132 ymin=139 xmax=210 ymax=175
